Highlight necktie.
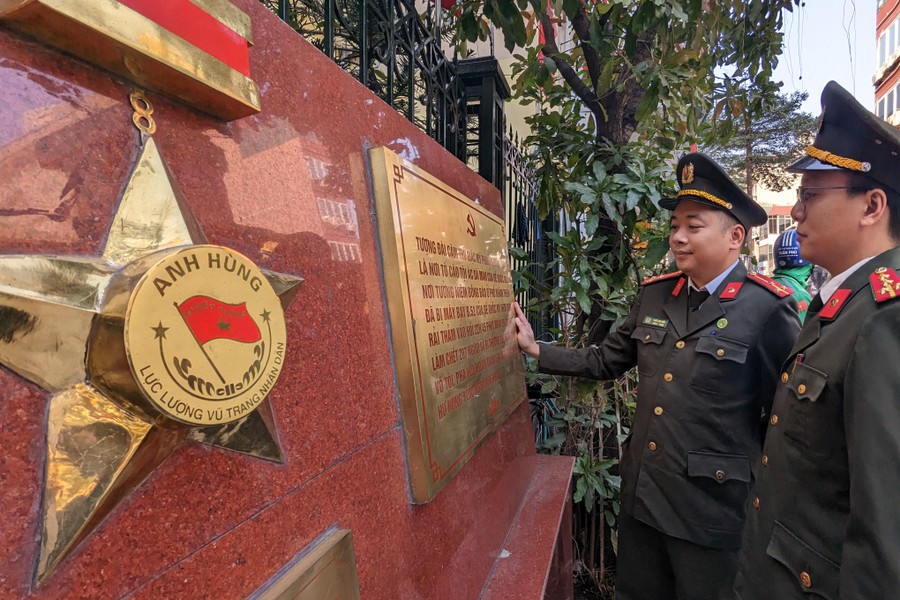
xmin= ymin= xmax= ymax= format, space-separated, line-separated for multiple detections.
xmin=689 ymin=289 xmax=710 ymax=311
xmin=808 ymin=294 xmax=823 ymax=315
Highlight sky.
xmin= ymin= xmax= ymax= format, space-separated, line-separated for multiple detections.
xmin=773 ymin=0 xmax=876 ymax=114
xmin=757 ymin=0 xmax=876 ymax=205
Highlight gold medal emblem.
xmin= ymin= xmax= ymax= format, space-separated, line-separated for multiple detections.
xmin=125 ymin=246 xmax=287 ymax=425
xmin=681 ymin=162 xmax=695 ymax=185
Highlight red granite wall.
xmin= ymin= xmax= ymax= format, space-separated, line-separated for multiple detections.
xmin=0 ymin=2 xmax=544 ymax=598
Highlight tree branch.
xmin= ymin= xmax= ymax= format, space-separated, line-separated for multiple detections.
xmin=569 ymin=0 xmax=602 ymax=87
xmin=539 ymin=14 xmax=604 ymax=118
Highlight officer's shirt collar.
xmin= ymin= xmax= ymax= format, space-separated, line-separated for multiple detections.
xmin=688 ymin=259 xmax=740 ymax=294
xmin=819 ymin=255 xmax=875 ymax=302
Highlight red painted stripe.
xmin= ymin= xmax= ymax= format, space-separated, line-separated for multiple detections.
xmin=118 ymin=0 xmax=251 ymax=77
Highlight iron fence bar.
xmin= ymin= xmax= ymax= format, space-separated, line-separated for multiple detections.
xmin=325 ymin=0 xmax=334 ymax=57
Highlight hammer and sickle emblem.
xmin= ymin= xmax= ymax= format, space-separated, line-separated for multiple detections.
xmin=466 ymin=214 xmax=477 ymax=237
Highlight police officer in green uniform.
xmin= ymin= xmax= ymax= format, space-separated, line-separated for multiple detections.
xmin=772 ymin=228 xmax=814 ymax=322
xmin=514 ymin=153 xmax=800 ymax=600
xmin=730 ymin=81 xmax=900 ymax=599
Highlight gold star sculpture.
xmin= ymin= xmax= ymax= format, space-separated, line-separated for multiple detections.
xmin=0 ymin=135 xmax=302 ymax=585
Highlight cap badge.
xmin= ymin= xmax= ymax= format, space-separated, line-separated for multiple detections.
xmin=681 ymin=162 xmax=695 ymax=185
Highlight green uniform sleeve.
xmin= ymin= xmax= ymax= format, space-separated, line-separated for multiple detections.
xmin=537 ymin=289 xmax=643 ymax=381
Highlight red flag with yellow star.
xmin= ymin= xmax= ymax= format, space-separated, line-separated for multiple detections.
xmin=177 ymin=295 xmax=261 ymax=345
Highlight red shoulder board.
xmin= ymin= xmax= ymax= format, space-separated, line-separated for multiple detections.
xmin=642 ymin=270 xmax=683 ymax=286
xmin=719 ymin=282 xmax=743 ymax=301
xmin=820 ymin=289 xmax=852 ymax=320
xmin=869 ymin=267 xmax=900 ymax=303
xmin=747 ymin=272 xmax=793 ymax=298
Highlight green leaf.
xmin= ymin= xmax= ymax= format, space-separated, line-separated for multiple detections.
xmin=575 ymin=287 xmax=592 ymax=315
xmin=543 ymin=55 xmax=558 ymax=74
xmin=573 ymin=475 xmax=587 ymax=503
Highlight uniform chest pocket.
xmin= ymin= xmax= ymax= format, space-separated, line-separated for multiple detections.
xmin=631 ymin=325 xmax=666 ymax=345
xmin=783 ymin=362 xmax=832 ymax=458
xmin=631 ymin=325 xmax=666 ymax=377
xmin=690 ymin=336 xmax=749 ymax=394
xmin=695 ymin=336 xmax=749 ymax=363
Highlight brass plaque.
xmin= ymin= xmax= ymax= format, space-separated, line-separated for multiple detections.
xmin=249 ymin=529 xmax=361 ymax=600
xmin=369 ymin=147 xmax=526 ymax=503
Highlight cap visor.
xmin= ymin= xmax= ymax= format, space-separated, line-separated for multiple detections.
xmin=786 ymin=155 xmax=844 ymax=173
xmin=659 ymin=197 xmax=678 ymax=210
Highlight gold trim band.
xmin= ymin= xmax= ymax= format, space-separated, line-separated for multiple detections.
xmin=676 ymin=189 xmax=733 ymax=210
xmin=807 ymin=145 xmax=871 ymax=172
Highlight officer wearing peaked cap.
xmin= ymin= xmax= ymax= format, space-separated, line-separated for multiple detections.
xmin=730 ymin=81 xmax=900 ymax=599
xmin=514 ymin=152 xmax=799 ymax=599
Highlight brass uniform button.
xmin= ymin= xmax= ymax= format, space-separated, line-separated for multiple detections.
xmin=762 ymin=455 xmax=768 ymax=466
xmin=654 ymin=406 xmax=664 ymax=416
xmin=781 ymin=372 xmax=789 ymax=383
xmin=753 ymin=497 xmax=760 ymax=509
xmin=770 ymin=415 xmax=779 ymax=425
xmin=664 ymin=372 xmax=673 ymax=382
xmin=715 ymin=469 xmax=726 ymax=480
xmin=675 ymin=340 xmax=685 ymax=349
xmin=648 ymin=441 xmax=657 ymax=451
xmin=798 ymin=383 xmax=807 ymax=394
xmin=716 ymin=348 xmax=725 ymax=357
xmin=800 ymin=571 xmax=812 ymax=588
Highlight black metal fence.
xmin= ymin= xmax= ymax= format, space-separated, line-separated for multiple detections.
xmin=504 ymin=128 xmax=557 ymax=341
xmin=262 ymin=0 xmax=466 ymax=160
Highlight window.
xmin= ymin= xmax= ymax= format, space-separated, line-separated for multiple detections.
xmin=892 ymin=23 xmax=897 ymax=58
xmin=880 ymin=97 xmax=887 ymax=119
xmin=889 ymin=90 xmax=895 ymax=116
xmin=881 ymin=33 xmax=887 ymax=67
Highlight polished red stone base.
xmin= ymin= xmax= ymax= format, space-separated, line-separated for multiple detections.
xmin=482 ymin=455 xmax=575 ymax=600
xmin=0 ymin=0 xmax=573 ymax=597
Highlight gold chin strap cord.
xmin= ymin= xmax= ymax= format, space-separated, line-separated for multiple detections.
xmin=807 ymin=145 xmax=871 ymax=172
xmin=677 ymin=189 xmax=733 ymax=210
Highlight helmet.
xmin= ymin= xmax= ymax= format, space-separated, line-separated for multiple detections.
xmin=773 ymin=228 xmax=808 ymax=268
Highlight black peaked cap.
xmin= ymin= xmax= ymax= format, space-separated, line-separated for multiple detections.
xmin=660 ymin=152 xmax=767 ymax=228
xmin=788 ymin=80 xmax=900 ymax=196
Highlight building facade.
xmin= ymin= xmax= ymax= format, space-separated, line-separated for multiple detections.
xmin=875 ymin=0 xmax=900 ymax=123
